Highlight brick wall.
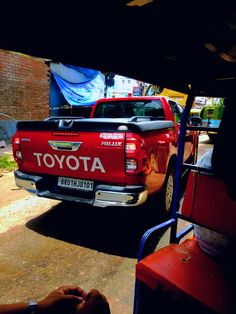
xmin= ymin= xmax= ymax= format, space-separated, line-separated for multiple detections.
xmin=0 ymin=49 xmax=50 ymax=121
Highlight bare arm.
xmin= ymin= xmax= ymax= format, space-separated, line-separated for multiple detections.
xmin=0 ymin=285 xmax=87 ymax=314
xmin=0 ymin=303 xmax=29 ymax=314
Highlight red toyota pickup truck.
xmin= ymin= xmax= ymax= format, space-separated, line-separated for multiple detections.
xmin=12 ymin=96 xmax=198 ymax=213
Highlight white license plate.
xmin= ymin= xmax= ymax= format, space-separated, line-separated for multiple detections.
xmin=58 ymin=177 xmax=94 ymax=191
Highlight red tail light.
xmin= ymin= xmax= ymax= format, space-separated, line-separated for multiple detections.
xmin=12 ymin=135 xmax=22 ymax=164
xmin=125 ymin=142 xmax=137 ymax=152
xmin=14 ymin=137 xmax=20 ymax=145
xmin=125 ymin=133 xmax=149 ymax=174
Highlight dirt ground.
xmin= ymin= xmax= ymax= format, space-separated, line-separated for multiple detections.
xmin=0 ymin=172 xmax=30 ymax=208
xmin=0 ymin=173 xmax=138 ymax=313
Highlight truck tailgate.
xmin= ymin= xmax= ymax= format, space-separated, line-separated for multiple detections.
xmin=18 ymin=130 xmax=126 ymax=184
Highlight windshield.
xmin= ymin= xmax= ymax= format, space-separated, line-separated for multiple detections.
xmin=93 ymin=100 xmax=165 ymax=119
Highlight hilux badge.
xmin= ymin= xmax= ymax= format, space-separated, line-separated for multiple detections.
xmin=101 ymin=141 xmax=122 ymax=147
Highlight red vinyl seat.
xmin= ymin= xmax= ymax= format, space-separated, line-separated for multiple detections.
xmin=136 ymin=237 xmax=235 ymax=313
xmin=181 ymin=171 xmax=236 ymax=237
xmin=134 ymin=171 xmax=236 ymax=314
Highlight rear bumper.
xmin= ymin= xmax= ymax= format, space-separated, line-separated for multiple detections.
xmin=14 ymin=170 xmax=148 ymax=207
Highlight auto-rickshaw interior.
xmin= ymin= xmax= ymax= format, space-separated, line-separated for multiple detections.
xmin=1 ymin=0 xmax=236 ymax=313
xmin=133 ymin=94 xmax=236 ymax=313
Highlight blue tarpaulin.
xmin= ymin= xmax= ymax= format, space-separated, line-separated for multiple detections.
xmin=50 ymin=63 xmax=105 ymax=106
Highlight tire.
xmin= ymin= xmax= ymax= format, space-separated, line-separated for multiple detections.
xmin=162 ymin=167 xmax=175 ymax=215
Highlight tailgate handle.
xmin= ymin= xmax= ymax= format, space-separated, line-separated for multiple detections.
xmin=59 ymin=119 xmax=73 ymax=128
xmin=48 ymin=141 xmax=82 ymax=151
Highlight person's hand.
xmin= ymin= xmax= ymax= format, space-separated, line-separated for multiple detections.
xmin=75 ymin=289 xmax=110 ymax=314
xmin=38 ymin=285 xmax=87 ymax=314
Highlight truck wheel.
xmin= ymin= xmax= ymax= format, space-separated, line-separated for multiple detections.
xmin=162 ymin=167 xmax=175 ymax=214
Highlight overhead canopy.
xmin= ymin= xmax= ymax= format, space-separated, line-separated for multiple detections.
xmin=0 ymin=0 xmax=236 ymax=97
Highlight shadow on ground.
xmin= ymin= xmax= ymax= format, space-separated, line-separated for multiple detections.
xmin=26 ymin=199 xmax=167 ymax=258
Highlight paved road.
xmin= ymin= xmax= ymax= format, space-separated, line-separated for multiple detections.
xmin=0 ymin=134 xmax=212 ymax=313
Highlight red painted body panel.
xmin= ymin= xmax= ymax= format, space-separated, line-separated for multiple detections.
xmin=15 ymin=130 xmax=126 ymax=184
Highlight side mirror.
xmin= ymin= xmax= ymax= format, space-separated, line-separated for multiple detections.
xmin=188 ymin=116 xmax=202 ymax=126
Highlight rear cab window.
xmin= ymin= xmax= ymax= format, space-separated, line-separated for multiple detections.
xmin=93 ymin=100 xmax=165 ymax=119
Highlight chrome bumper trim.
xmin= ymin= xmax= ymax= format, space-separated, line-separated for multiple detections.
xmin=15 ymin=176 xmax=37 ymax=194
xmin=93 ymin=190 xmax=148 ymax=207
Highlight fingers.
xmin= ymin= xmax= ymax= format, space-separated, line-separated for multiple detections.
xmin=73 ymin=287 xmax=87 ymax=299
xmin=56 ymin=286 xmax=87 ymax=299
xmin=49 ymin=286 xmax=110 ymax=314
xmin=85 ymin=289 xmax=108 ymax=303
xmin=62 ymin=294 xmax=85 ymax=306
xmin=83 ymin=289 xmax=110 ymax=314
